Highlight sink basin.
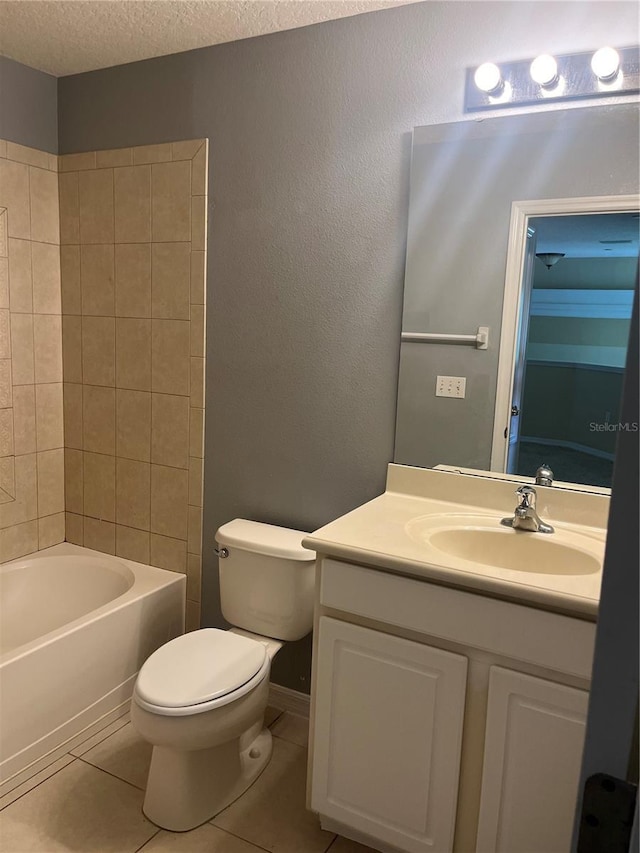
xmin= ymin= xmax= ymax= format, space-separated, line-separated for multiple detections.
xmin=406 ymin=515 xmax=603 ymax=576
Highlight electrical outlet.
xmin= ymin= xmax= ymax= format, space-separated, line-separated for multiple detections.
xmin=436 ymin=375 xmax=466 ymax=398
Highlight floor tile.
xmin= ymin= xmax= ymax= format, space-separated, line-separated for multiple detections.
xmin=271 ymin=712 xmax=309 ymax=748
xmin=0 ymin=755 xmax=75 ymax=812
xmin=70 ymin=712 xmax=130 ymax=757
xmin=212 ymin=737 xmax=335 ymax=853
xmin=78 ymin=722 xmax=152 ymax=790
xmin=0 ymin=759 xmax=156 ymax=852
xmin=328 ymin=834 xmax=380 ymax=853
xmin=139 ymin=822 xmax=267 ymax=852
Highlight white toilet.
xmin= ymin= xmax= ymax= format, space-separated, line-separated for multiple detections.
xmin=131 ymin=519 xmax=316 ymax=832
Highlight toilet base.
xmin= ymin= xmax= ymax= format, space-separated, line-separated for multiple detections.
xmin=142 ymin=727 xmax=273 ymax=832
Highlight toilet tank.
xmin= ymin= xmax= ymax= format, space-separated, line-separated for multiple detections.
xmin=215 ymin=520 xmax=316 ymax=642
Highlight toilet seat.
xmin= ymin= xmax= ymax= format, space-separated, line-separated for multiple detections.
xmin=134 ymin=628 xmax=270 ymax=717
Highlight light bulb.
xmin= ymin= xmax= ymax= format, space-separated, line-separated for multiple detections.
xmin=591 ymin=47 xmax=620 ymax=80
xmin=530 ymin=54 xmax=558 ymax=87
xmin=474 ymin=62 xmax=503 ymax=94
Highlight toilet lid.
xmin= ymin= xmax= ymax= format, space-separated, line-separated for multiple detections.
xmin=135 ymin=628 xmax=267 ymax=709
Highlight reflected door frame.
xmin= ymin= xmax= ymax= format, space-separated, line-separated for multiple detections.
xmin=506 ymin=224 xmax=537 ymax=474
xmin=489 ymin=193 xmax=640 ymax=472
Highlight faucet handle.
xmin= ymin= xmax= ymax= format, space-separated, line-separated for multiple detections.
xmin=535 ymin=464 xmax=554 ymax=487
xmin=515 ymin=484 xmax=537 ymax=508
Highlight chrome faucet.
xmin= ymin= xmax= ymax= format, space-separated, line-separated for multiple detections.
xmin=534 ymin=464 xmax=554 ymax=487
xmin=501 ymin=485 xmax=554 ymax=534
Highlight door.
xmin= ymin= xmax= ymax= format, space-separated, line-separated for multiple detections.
xmin=311 ymin=617 xmax=467 ymax=853
xmin=490 ymin=196 xmax=638 ymax=473
xmin=476 ymin=666 xmax=588 ymax=853
xmin=571 ymin=282 xmax=639 ymax=851
xmin=506 ymin=226 xmax=536 ymax=473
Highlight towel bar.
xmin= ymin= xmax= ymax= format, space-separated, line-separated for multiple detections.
xmin=401 ymin=326 xmax=489 ymax=350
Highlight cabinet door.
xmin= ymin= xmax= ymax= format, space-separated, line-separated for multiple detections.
xmin=475 ymin=666 xmax=588 ymax=853
xmin=311 ymin=617 xmax=467 ymax=853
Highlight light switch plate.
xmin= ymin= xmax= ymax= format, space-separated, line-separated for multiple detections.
xmin=436 ymin=376 xmax=466 ymax=398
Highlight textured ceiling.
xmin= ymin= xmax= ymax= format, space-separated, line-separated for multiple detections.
xmin=535 ymin=213 xmax=640 ymax=259
xmin=0 ymin=0 xmax=417 ymax=77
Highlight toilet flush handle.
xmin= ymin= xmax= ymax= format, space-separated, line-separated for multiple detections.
xmin=215 ymin=547 xmax=229 ymax=559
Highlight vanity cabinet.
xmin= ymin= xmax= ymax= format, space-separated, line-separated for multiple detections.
xmin=475 ymin=667 xmax=588 ymax=853
xmin=308 ymin=558 xmax=595 ymax=853
xmin=311 ymin=617 xmax=467 ymax=853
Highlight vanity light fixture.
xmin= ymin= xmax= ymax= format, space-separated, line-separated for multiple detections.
xmin=530 ymin=54 xmax=559 ymax=88
xmin=474 ymin=62 xmax=503 ymax=94
xmin=465 ymin=45 xmax=639 ymax=111
xmin=591 ymin=46 xmax=620 ymax=81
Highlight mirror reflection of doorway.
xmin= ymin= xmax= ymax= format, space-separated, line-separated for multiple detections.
xmin=508 ymin=212 xmax=638 ymax=488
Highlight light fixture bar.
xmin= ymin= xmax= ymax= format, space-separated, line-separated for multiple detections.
xmin=465 ymin=45 xmax=639 ymax=112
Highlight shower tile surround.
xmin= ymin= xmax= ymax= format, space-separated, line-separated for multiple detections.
xmin=60 ymin=139 xmax=208 ymax=625
xmin=0 ymin=141 xmax=65 ymax=560
xmin=0 ymin=138 xmax=208 ymax=625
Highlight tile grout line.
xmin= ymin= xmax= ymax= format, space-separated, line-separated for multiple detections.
xmin=0 ymin=755 xmax=78 ymax=813
xmin=75 ymin=754 xmax=147 ymax=793
xmin=27 ymin=160 xmax=40 ymax=548
xmin=147 ymin=158 xmax=153 ymax=561
xmin=68 ymin=713 xmax=131 ymax=759
xmin=208 ymin=823 xmax=283 ymax=853
xmin=61 ymin=239 xmax=196 ymax=247
xmin=0 ymin=710 xmax=133 ymax=808
xmin=78 ymin=188 xmax=85 ymax=543
xmin=111 ymin=160 xmax=117 ymax=554
xmin=110 ymin=166 xmax=117 ymax=550
xmin=133 ymin=827 xmax=162 ymax=853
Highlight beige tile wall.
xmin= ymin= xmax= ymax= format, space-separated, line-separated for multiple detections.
xmin=0 ymin=141 xmax=65 ymax=562
xmin=59 ymin=140 xmax=207 ymax=629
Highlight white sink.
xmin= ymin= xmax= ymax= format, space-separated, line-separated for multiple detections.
xmin=405 ymin=514 xmax=603 ymax=576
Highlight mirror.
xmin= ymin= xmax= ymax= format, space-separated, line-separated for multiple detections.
xmin=502 ymin=212 xmax=637 ymax=489
xmin=394 ymin=103 xmax=640 ymax=491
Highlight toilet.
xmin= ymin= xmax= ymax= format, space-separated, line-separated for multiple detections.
xmin=131 ymin=519 xmax=316 ymax=832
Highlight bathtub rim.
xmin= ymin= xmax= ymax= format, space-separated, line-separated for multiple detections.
xmin=1 ymin=543 xmax=186 ymax=665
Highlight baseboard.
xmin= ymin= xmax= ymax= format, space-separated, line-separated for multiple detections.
xmin=268 ymin=683 xmax=310 ymax=719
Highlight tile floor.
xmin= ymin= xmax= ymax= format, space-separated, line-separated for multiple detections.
xmin=0 ymin=707 xmax=376 ymax=853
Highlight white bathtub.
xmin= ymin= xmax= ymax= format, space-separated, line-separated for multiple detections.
xmin=0 ymin=543 xmax=185 ymax=794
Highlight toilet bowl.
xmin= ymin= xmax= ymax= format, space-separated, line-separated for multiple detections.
xmin=131 ymin=520 xmax=315 ymax=832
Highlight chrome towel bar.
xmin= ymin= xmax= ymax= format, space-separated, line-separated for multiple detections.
xmin=401 ymin=326 xmax=489 ymax=350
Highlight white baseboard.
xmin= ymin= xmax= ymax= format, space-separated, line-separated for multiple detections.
xmin=268 ymin=683 xmax=310 ymax=719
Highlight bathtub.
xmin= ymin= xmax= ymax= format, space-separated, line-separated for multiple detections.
xmin=0 ymin=543 xmax=185 ymax=794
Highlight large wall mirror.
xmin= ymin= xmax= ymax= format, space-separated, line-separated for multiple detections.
xmin=395 ymin=104 xmax=639 ymax=491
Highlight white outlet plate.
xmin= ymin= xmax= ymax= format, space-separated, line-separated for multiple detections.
xmin=436 ymin=375 xmax=466 ymax=398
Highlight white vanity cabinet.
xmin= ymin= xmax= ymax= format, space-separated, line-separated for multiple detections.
xmin=311 ymin=617 xmax=468 ymax=853
xmin=308 ymin=557 xmax=595 ymax=853
xmin=475 ymin=667 xmax=588 ymax=853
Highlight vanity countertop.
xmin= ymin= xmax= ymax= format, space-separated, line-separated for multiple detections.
xmin=303 ymin=465 xmax=609 ymax=621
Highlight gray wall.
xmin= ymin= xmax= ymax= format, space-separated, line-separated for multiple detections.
xmin=528 ymin=316 xmax=632 ymax=350
xmin=0 ymin=55 xmax=58 ymax=152
xmin=531 ymin=257 xmax=638 ymax=290
xmin=56 ymin=1 xmax=640 ymax=692
xmin=520 ymin=364 xmax=624 ymax=454
xmin=395 ymin=107 xmax=640 ymax=472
